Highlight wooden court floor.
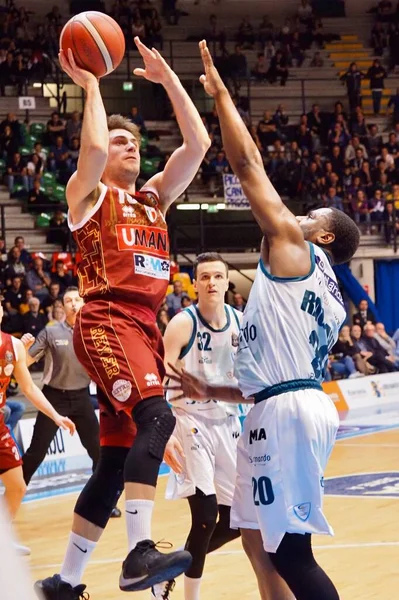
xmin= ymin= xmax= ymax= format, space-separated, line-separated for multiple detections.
xmin=15 ymin=429 xmax=399 ymax=600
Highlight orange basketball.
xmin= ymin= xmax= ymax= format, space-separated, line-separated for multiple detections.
xmin=59 ymin=11 xmax=125 ymax=78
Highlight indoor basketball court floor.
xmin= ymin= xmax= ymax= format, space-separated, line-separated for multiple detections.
xmin=12 ymin=402 xmax=399 ymax=599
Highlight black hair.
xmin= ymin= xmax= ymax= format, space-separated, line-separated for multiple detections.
xmin=193 ymin=252 xmax=229 ymax=278
xmin=326 ymin=208 xmax=360 ymax=265
xmin=64 ymin=286 xmax=79 ymax=294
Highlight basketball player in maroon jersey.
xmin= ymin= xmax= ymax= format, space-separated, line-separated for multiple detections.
xmin=0 ymin=302 xmax=75 ymax=553
xmin=36 ymin=38 xmax=210 ymax=599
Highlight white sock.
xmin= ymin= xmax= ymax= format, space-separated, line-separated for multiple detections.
xmin=184 ymin=575 xmax=202 ymax=600
xmin=60 ymin=532 xmax=97 ymax=587
xmin=125 ymin=499 xmax=154 ymax=551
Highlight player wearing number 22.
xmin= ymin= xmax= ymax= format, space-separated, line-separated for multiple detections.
xmin=171 ymin=42 xmax=361 ymax=600
xmin=35 ymin=38 xmax=210 ymax=599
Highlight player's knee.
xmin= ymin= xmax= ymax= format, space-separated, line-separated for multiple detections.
xmin=190 ymin=490 xmax=218 ymax=532
xmin=133 ymin=396 xmax=176 ymax=462
xmin=12 ymin=479 xmax=27 ymax=500
xmin=268 ymin=533 xmax=315 ymax=579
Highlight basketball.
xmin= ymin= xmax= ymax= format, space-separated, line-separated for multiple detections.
xmin=59 ymin=11 xmax=125 ymax=78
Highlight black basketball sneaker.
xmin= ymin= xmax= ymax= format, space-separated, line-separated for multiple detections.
xmin=34 ymin=574 xmax=89 ymax=599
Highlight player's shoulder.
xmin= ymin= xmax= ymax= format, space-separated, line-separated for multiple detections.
xmin=167 ymin=306 xmax=196 ymax=332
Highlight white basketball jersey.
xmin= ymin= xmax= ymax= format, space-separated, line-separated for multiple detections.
xmin=235 ymin=243 xmax=346 ymax=398
xmin=168 ymin=304 xmax=242 ymax=419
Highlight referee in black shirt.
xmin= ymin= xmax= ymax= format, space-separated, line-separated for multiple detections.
xmin=21 ymin=287 xmax=100 ymax=483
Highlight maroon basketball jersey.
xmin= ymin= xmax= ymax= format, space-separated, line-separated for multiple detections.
xmin=0 ymin=331 xmax=17 ymax=412
xmin=69 ymin=184 xmax=170 ymax=315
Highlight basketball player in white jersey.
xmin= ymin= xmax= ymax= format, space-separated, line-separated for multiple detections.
xmin=169 ymin=42 xmax=361 ymax=600
xmin=156 ymin=253 xmax=292 ymax=600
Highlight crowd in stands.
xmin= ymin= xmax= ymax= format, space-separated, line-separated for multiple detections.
xmin=111 ymin=0 xmax=163 ymax=50
xmin=0 ymin=234 xmax=77 ymax=339
xmin=326 ymin=299 xmax=399 ymax=379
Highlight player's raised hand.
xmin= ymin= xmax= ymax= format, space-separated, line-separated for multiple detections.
xmin=164 ymin=435 xmax=185 ymax=474
xmin=59 ymin=48 xmax=99 ymax=90
xmin=54 ymin=415 xmax=76 ymax=435
xmin=199 ymin=40 xmax=226 ymax=98
xmin=133 ymin=37 xmax=173 ymax=85
xmin=166 ymin=363 xmax=210 ymax=401
xmin=20 ymin=333 xmax=35 ymax=351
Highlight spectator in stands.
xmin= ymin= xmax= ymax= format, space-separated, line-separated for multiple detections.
xmin=0 ymin=125 xmax=18 ymax=159
xmin=232 ymin=292 xmax=246 ymax=312
xmin=156 ymin=308 xmax=170 ymax=335
xmin=6 ymin=151 xmax=28 ymax=193
xmin=251 ymin=53 xmax=268 ymax=81
xmin=297 ymin=0 xmax=313 ymax=23
xmin=181 ymin=296 xmax=192 ymax=309
xmin=266 ymin=50 xmax=288 ymax=86
xmin=22 ymin=296 xmax=48 ymax=336
xmin=4 ymin=275 xmax=24 ymax=316
xmin=25 ymin=256 xmax=51 ymax=301
xmin=310 ymin=51 xmax=324 ymax=67
xmin=345 ymin=135 xmax=368 ymax=161
xmin=368 ymin=123 xmax=383 ymax=156
xmin=166 ymin=280 xmax=189 ymax=318
xmin=129 ymin=106 xmax=147 ymax=135
xmin=371 ymin=20 xmax=386 ymax=56
xmin=236 ymin=16 xmax=255 ymax=49
xmin=366 ymin=59 xmax=387 ymax=115
xmin=51 ymin=259 xmax=73 ymax=293
xmin=361 ymin=323 xmax=397 ymax=372
xmin=0 ymin=52 xmax=14 ymax=96
xmin=47 ymin=210 xmax=69 ymax=250
xmin=384 ymin=201 xmax=399 ymax=243
xmin=288 ymin=31 xmax=305 ymax=68
xmin=0 ymin=114 xmax=22 ymax=145
xmin=26 ymin=153 xmax=44 ymax=185
xmin=65 ymin=111 xmax=82 ymax=142
xmin=353 ymin=190 xmax=372 ymax=232
xmin=387 ymin=87 xmax=399 ymax=124
xmin=32 ymin=141 xmax=47 ymax=168
xmin=207 ymin=14 xmax=226 ymax=54
xmin=374 ymin=322 xmax=398 ymax=362
xmin=228 ymin=44 xmax=248 ymax=91
xmin=325 ymin=186 xmax=344 ymax=211
xmin=68 ymin=137 xmax=80 ymax=172
xmin=351 ymin=112 xmax=368 ymax=139
xmin=340 ymin=62 xmax=365 ymax=112
xmin=40 ymin=282 xmax=62 ymax=317
xmin=296 ymin=123 xmax=313 ymax=152
xmin=131 ymin=16 xmax=145 ymax=40
xmin=46 ymin=5 xmax=62 ymax=27
xmin=274 ymin=104 xmax=289 ymax=130
xmin=353 ymin=299 xmax=376 ymax=327
xmin=14 ymin=236 xmax=32 ymax=267
xmin=19 ymin=288 xmax=34 ymax=315
xmin=4 ymin=246 xmax=26 ymax=285
xmin=258 ymin=15 xmax=275 ymax=48
xmin=331 ymin=325 xmax=369 ymax=376
xmin=4 ymin=400 xmax=25 ymax=433
xmin=209 ymin=150 xmax=230 ymax=196
xmin=46 ymin=112 xmax=65 ymax=145
xmin=387 ymin=131 xmax=399 ymax=155
xmin=370 ymin=189 xmax=386 ymax=228
xmin=48 ymin=135 xmax=71 ymax=174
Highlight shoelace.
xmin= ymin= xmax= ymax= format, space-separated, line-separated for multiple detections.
xmin=136 ymin=539 xmax=174 ymax=554
xmin=163 ymin=579 xmax=176 ymax=599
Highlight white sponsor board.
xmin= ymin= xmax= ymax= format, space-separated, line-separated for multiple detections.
xmin=337 ymin=372 xmax=399 ymax=410
xmin=17 ymin=411 xmax=99 ymax=461
xmin=223 ymin=174 xmax=249 ymax=209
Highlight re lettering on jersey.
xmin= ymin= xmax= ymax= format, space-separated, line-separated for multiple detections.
xmin=116 ymin=225 xmax=169 ymax=257
xmin=134 ymin=254 xmax=170 ymax=280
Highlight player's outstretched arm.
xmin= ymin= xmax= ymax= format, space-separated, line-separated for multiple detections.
xmin=12 ymin=338 xmax=75 ymax=434
xmin=59 ymin=48 xmax=109 ymax=223
xmin=166 ymin=363 xmax=251 ymax=404
xmin=133 ymin=37 xmax=210 ymax=211
xmin=199 ymin=41 xmax=310 ymax=277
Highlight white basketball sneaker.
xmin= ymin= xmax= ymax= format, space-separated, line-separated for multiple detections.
xmin=14 ymin=543 xmax=31 ymax=556
xmin=151 ymin=580 xmax=175 ymax=599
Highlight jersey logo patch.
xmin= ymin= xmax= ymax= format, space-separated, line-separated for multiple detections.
xmin=144 ymin=373 xmax=160 ymax=387
xmin=293 ymin=502 xmax=311 ymax=521
xmin=116 ymin=224 xmax=169 ymax=257
xmin=134 ymin=254 xmax=170 ymax=280
xmin=112 ymin=379 xmax=132 ymax=403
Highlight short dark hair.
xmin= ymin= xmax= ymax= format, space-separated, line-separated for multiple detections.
xmin=64 ymin=286 xmax=79 ymax=295
xmin=326 ymin=208 xmax=360 ymax=265
xmin=193 ymin=252 xmax=229 ymax=278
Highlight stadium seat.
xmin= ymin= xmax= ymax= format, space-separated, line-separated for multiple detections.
xmin=30 ymin=122 xmax=46 ymax=136
xmin=51 ymin=184 xmax=66 ymax=203
xmin=173 ymin=272 xmax=191 ymax=291
xmin=19 ymin=146 xmax=32 ymax=156
xmin=166 ymin=284 xmax=173 ymax=296
xmin=141 ymin=135 xmax=148 ymax=150
xmin=187 ymin=284 xmax=197 ymax=300
xmin=0 ymin=159 xmax=5 ymax=175
xmin=140 ymin=157 xmax=159 ymax=176
xmin=52 ymin=251 xmax=73 ymax=272
xmin=42 ymin=172 xmax=56 ymax=185
xmin=36 ymin=213 xmax=51 ymax=228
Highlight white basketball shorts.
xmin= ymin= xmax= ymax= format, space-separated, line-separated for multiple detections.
xmin=166 ymin=408 xmax=241 ymax=506
xmin=230 ymin=389 xmax=339 ymax=553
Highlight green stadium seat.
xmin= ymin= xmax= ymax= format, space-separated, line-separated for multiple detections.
xmin=12 ymin=184 xmax=25 ymax=194
xmin=30 ymin=122 xmax=46 ymax=136
xmin=140 ymin=157 xmax=159 ymax=176
xmin=42 ymin=172 xmax=56 ymax=185
xmin=51 ymin=184 xmax=66 ymax=203
xmin=36 ymin=213 xmax=51 ymax=228
xmin=141 ymin=135 xmax=148 ymax=151
xmin=19 ymin=146 xmax=32 ymax=156
xmin=0 ymin=159 xmax=5 ymax=174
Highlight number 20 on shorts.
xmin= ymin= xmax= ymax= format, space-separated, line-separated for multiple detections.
xmin=252 ymin=476 xmax=275 ymax=506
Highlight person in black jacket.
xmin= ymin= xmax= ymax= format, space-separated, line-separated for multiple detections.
xmin=267 ymin=51 xmax=289 ymax=86
xmin=340 ymin=62 xmax=365 ymax=112
xmin=330 ymin=325 xmax=368 ymax=376
xmin=366 ymin=59 xmax=387 ymax=115
xmin=361 ymin=323 xmax=397 ymax=373
xmin=352 ymin=299 xmax=376 ymax=327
